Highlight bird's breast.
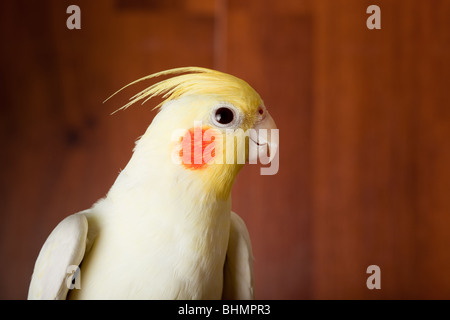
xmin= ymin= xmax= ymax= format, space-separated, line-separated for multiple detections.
xmin=69 ymin=201 xmax=231 ymax=299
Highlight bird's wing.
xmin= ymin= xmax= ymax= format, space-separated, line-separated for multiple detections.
xmin=28 ymin=213 xmax=88 ymax=300
xmin=222 ymin=211 xmax=254 ymax=300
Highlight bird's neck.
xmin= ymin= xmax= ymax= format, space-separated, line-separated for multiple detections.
xmin=102 ymin=138 xmax=240 ymax=220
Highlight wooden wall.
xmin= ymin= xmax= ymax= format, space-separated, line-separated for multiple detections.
xmin=1 ymin=0 xmax=449 ymax=299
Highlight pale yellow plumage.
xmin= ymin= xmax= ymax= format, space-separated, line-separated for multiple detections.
xmin=28 ymin=67 xmax=276 ymax=300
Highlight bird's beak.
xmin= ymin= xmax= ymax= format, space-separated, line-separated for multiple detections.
xmin=248 ymin=112 xmax=278 ymax=164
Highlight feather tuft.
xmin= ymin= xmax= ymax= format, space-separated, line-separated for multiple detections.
xmin=105 ymin=67 xmax=262 ymax=114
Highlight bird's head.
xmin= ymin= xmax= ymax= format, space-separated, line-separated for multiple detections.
xmin=110 ymin=67 xmax=277 ymax=200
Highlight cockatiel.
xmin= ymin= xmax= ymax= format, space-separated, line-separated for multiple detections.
xmin=28 ymin=67 xmax=278 ymax=300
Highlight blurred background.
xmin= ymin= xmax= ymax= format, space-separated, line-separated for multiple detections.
xmin=1 ymin=0 xmax=449 ymax=299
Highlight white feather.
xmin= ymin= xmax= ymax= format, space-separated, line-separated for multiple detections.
xmin=28 ymin=213 xmax=88 ymax=299
xmin=223 ymin=212 xmax=254 ymax=299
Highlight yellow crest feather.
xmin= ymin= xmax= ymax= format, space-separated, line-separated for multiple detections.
xmin=106 ymin=67 xmax=262 ymax=114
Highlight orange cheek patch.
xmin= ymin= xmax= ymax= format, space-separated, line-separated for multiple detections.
xmin=179 ymin=127 xmax=216 ymax=170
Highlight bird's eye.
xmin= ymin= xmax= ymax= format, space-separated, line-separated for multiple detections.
xmin=211 ymin=104 xmax=241 ymax=129
xmin=214 ymin=107 xmax=234 ymax=124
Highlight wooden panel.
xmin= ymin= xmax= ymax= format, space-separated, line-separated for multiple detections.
xmin=311 ymin=0 xmax=450 ymax=299
xmin=1 ymin=0 xmax=450 ymax=300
